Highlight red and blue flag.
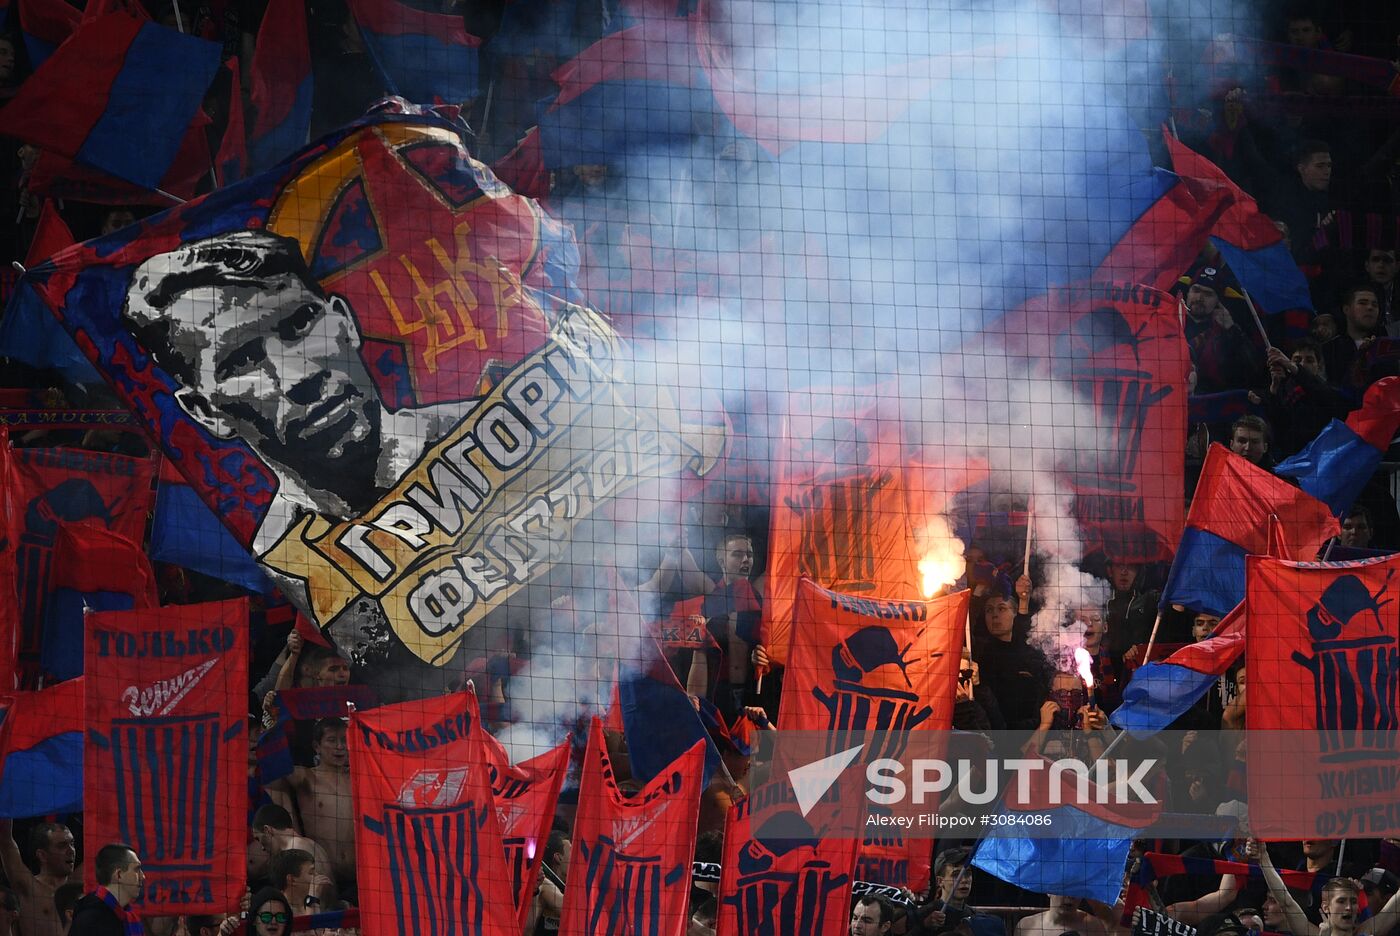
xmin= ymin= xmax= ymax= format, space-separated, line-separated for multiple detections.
xmin=1110 ymin=603 xmax=1245 ymax=735
xmin=1275 ymin=377 xmax=1400 ymax=518
xmin=1161 ymin=443 xmax=1339 ymax=616
xmin=16 ymin=0 xmax=77 ymax=68
xmin=0 ymin=13 xmax=220 ymax=190
xmin=538 ymin=12 xmax=712 ymax=169
xmin=0 ymin=200 xmax=100 ymax=385
xmin=1161 ymin=134 xmax=1312 ymax=314
xmin=248 ymin=0 xmax=312 ymax=172
xmin=347 ymin=0 xmax=480 ymax=106
xmin=0 ymin=677 xmax=84 ymax=817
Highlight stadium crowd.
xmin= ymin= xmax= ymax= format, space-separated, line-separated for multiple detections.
xmin=2 ymin=0 xmax=1400 ymax=933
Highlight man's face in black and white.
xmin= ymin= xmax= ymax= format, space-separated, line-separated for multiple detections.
xmin=167 ymin=273 xmax=382 ymax=493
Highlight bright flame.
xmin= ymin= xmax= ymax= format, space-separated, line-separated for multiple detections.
xmin=919 ymin=551 xmax=963 ymax=598
xmin=1073 ymin=647 xmax=1095 ymax=689
xmin=918 ymin=515 xmax=965 ymax=598
xmin=525 ymin=838 xmax=537 ymax=861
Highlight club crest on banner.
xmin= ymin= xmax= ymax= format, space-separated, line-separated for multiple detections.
xmin=34 ymin=118 xmax=725 ymax=665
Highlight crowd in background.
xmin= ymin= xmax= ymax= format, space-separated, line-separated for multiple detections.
xmin=2 ymin=0 xmax=1400 ymax=934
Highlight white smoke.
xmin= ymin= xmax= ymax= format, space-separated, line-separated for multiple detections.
xmin=474 ymin=0 xmax=1262 ymax=745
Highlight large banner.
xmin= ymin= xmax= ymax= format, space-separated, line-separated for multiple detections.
xmin=989 ymin=282 xmax=1189 ymax=563
xmin=715 ymin=795 xmax=859 ymax=936
xmin=29 ymin=117 xmax=723 ymax=665
xmin=763 ymin=393 xmax=919 ymax=667
xmin=778 ymin=579 xmax=967 ymax=890
xmin=482 ymin=733 xmax=570 ymax=929
xmin=5 ymin=442 xmax=155 ymax=679
xmin=350 ymin=690 xmax=515 ymax=936
xmin=560 ymin=718 xmax=704 ymax=936
xmin=1246 ymin=554 xmax=1400 ymax=839
xmin=84 ymin=599 xmax=248 ymax=915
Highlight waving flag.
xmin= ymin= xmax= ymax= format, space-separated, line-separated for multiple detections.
xmin=5 ymin=444 xmax=156 ymax=686
xmin=482 ymin=733 xmax=571 ymax=930
xmin=1094 ymin=129 xmax=1276 ymax=295
xmin=150 ymin=476 xmax=271 ymax=595
xmin=1161 ymin=444 xmax=1339 ymax=616
xmin=779 ymin=578 xmax=966 ymax=890
xmin=215 ymin=58 xmax=248 ymax=185
xmin=715 ymin=795 xmax=859 ymax=936
xmin=1246 ymin=553 xmax=1400 ymax=839
xmin=972 ymin=760 xmax=1158 ymax=904
xmin=351 ymin=691 xmax=516 ymax=936
xmin=347 ymin=0 xmax=480 ymax=106
xmin=561 ymin=718 xmax=703 ymax=936
xmin=24 ymin=114 xmax=721 ymax=666
xmin=1111 ymin=603 xmax=1245 ymax=735
xmin=619 ymin=637 xmax=722 ymax=788
xmin=0 ymin=677 xmax=84 ymax=817
xmin=85 ymin=599 xmax=248 ymax=915
xmin=1276 ymin=377 xmax=1400 ymax=517
xmin=0 ymin=14 xmax=220 ymax=190
xmin=41 ymin=527 xmax=158 ymax=683
xmin=538 ymin=12 xmax=713 ymax=169
xmin=248 ymin=0 xmax=311 ymax=172
xmin=0 ymin=202 xmax=101 ymax=385
xmin=1158 ymin=134 xmax=1312 ymax=314
xmin=24 ymin=115 xmax=213 ymax=205
xmin=16 ymin=0 xmax=77 ymax=68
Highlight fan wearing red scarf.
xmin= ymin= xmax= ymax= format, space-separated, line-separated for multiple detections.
xmin=69 ymin=845 xmax=144 ymax=936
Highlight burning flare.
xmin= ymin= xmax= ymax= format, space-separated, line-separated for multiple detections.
xmin=1073 ymin=646 xmax=1095 ymax=689
xmin=918 ymin=515 xmax=965 ymax=598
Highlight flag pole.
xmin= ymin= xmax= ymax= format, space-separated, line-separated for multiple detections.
xmin=1141 ymin=610 xmax=1164 ymax=667
xmin=1240 ymin=288 xmax=1274 ymax=351
xmin=1019 ymin=508 xmax=1034 ymax=615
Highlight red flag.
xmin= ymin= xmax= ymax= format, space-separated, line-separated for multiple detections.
xmin=41 ymin=526 xmax=158 ymax=683
xmin=5 ymin=445 xmax=155 ymax=683
xmin=980 ymin=283 xmax=1190 ymax=563
xmin=1345 ymin=376 xmax=1400 ymax=450
xmin=763 ymin=393 xmax=917 ymax=666
xmin=23 ymin=200 xmax=73 ymax=267
xmin=482 ymin=732 xmax=571 ymax=929
xmin=1246 ymin=554 xmax=1400 ymax=839
xmin=560 ymin=718 xmax=703 ymax=936
xmin=491 ymin=127 xmax=549 ymax=199
xmin=778 ymin=579 xmax=967 ymax=890
xmin=1164 ymin=132 xmax=1282 ymax=251
xmin=84 ymin=599 xmax=249 ymax=915
xmin=714 ymin=794 xmax=859 ymax=936
xmin=51 ymin=525 xmax=157 ymax=603
xmin=349 ymin=691 xmax=517 ymax=936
